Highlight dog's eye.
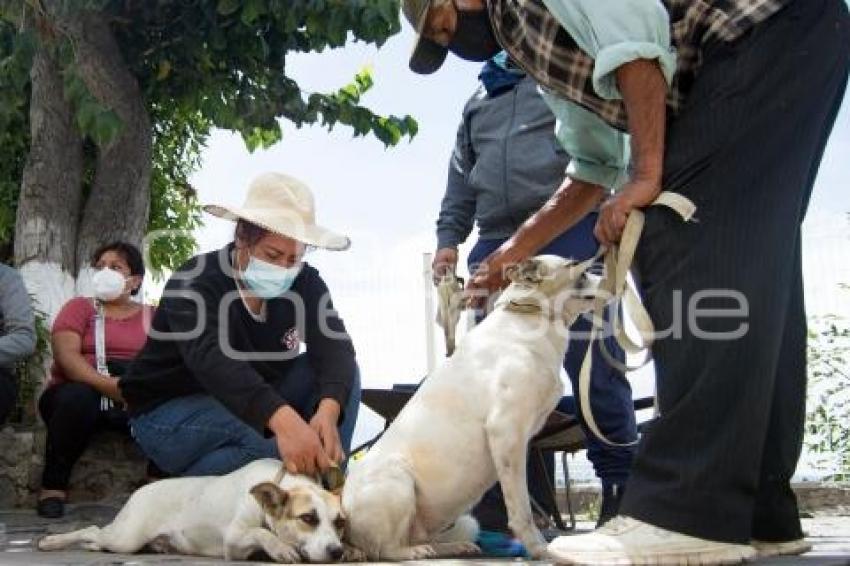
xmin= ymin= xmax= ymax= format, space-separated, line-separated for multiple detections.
xmin=299 ymin=513 xmax=319 ymax=527
xmin=333 ymin=517 xmax=346 ymax=531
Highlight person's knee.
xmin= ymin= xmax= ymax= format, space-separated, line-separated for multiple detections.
xmin=347 ymin=367 xmax=362 ymax=406
xmin=182 ymin=446 xmax=259 ymax=477
xmin=337 ymin=366 xmax=362 ymax=458
xmin=44 ymin=383 xmax=101 ymax=423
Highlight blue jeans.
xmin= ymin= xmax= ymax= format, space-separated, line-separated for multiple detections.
xmin=129 ymin=354 xmax=361 ymax=476
xmin=469 ymin=212 xmax=637 ymax=485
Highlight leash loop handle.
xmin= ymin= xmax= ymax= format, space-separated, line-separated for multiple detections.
xmin=578 ymin=191 xmax=696 ymax=446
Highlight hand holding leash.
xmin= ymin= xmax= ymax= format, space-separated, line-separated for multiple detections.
xmin=431 ymin=248 xmax=459 ymax=285
xmin=594 ymin=177 xmax=662 ymax=246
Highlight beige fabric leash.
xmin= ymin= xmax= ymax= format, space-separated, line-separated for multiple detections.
xmin=436 ymin=273 xmax=464 ymax=356
xmin=578 ymin=191 xmax=696 ymax=446
xmin=272 ymin=465 xmax=286 ymax=485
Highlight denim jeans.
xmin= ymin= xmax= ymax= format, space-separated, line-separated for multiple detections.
xmin=468 ymin=211 xmax=637 ymax=485
xmin=129 ymin=353 xmax=361 ymax=476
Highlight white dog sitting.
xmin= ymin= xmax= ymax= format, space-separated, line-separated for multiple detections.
xmin=343 ymin=255 xmax=598 ymax=560
xmin=38 ymin=458 xmax=350 ymax=563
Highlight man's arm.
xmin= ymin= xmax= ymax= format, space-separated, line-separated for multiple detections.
xmin=434 ymin=107 xmax=478 ymax=281
xmin=541 ymin=0 xmax=676 ymax=100
xmin=466 ymin=178 xmax=605 ymax=300
xmin=436 ymin=120 xmax=478 ymax=251
xmin=0 ymin=268 xmax=36 ymax=368
xmin=595 ymin=59 xmax=667 ymax=244
xmin=539 ymin=0 xmax=673 ymax=243
xmin=465 ymin=97 xmax=623 ymax=298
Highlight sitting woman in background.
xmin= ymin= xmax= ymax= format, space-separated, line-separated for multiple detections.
xmin=36 ymin=242 xmax=154 ymax=519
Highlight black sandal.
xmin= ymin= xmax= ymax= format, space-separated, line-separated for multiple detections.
xmin=36 ymin=496 xmax=65 ymax=519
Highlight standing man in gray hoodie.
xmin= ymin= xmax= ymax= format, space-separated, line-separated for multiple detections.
xmin=432 ymin=53 xmax=638 ymax=528
xmin=0 ymin=263 xmax=36 ymax=424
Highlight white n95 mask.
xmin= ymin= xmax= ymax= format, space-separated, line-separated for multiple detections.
xmin=92 ymin=268 xmax=126 ymax=301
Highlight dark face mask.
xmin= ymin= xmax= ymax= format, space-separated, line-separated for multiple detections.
xmin=448 ymin=6 xmax=501 ymax=62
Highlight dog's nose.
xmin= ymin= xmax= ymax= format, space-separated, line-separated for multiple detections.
xmin=327 ymin=544 xmax=344 ymax=561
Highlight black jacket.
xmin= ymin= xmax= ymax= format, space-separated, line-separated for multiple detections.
xmin=121 ymin=245 xmax=356 ymax=433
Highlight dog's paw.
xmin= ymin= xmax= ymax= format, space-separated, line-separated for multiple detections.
xmin=266 ymin=543 xmax=301 ymax=563
xmin=526 ymin=541 xmax=549 ymax=560
xmin=342 ymin=545 xmax=367 ymax=562
xmin=514 ymin=530 xmax=548 ymax=560
xmin=80 ymin=541 xmax=103 ymax=552
xmin=406 ymin=544 xmax=438 ymax=560
xmin=451 ymin=541 xmax=482 ymax=556
xmin=36 ymin=535 xmax=56 ymax=551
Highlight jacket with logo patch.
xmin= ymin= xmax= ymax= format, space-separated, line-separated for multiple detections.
xmin=121 ymin=244 xmax=356 ymax=433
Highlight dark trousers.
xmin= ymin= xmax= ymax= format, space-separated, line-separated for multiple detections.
xmin=0 ymin=367 xmax=17 ymax=425
xmin=39 ymin=382 xmax=130 ymax=491
xmin=620 ymin=0 xmax=850 ymax=544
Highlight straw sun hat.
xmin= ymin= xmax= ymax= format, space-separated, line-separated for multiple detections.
xmin=203 ymin=172 xmax=351 ymax=251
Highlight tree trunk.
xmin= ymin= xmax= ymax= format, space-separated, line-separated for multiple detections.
xmin=56 ymin=10 xmax=152 ymax=293
xmin=14 ymin=43 xmax=84 ymax=321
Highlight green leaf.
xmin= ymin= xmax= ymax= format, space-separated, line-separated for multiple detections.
xmin=241 ymin=0 xmax=268 ymax=25
xmin=217 ymin=0 xmax=241 ymax=16
xmin=377 ymin=0 xmax=397 ymax=24
xmin=404 ymin=115 xmax=419 ymax=139
xmin=156 ymin=60 xmax=172 ymax=81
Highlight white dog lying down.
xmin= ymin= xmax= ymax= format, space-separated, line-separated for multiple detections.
xmin=343 ymin=255 xmax=598 ymax=560
xmin=38 ymin=458 xmax=349 ymax=563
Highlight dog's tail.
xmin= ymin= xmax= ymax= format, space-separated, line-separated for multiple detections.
xmin=37 ymin=526 xmax=101 ymax=552
xmin=435 ymin=513 xmax=479 ymax=544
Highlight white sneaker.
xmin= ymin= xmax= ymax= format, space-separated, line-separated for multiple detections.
xmin=751 ymin=538 xmax=811 ymax=558
xmin=547 ymin=516 xmax=757 ymax=565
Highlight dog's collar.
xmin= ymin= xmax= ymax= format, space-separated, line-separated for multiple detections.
xmin=498 ymin=295 xmax=575 ymax=323
xmin=494 ymin=284 xmax=573 ymax=322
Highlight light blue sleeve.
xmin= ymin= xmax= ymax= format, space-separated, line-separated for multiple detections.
xmin=541 ymin=90 xmax=630 ymax=192
xmin=540 ymin=0 xmax=677 ymax=100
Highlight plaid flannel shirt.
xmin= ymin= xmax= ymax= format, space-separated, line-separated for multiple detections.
xmin=488 ymin=0 xmax=790 ymax=131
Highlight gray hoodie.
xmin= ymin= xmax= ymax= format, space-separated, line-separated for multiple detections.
xmin=436 ymin=75 xmax=571 ymax=249
xmin=0 ymin=264 xmax=36 ymax=370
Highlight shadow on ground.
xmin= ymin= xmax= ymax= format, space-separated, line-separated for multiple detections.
xmin=0 ymin=504 xmax=847 ymax=565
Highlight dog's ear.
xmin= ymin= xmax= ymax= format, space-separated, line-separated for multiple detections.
xmin=506 ymin=258 xmax=544 ymax=284
xmin=250 ymin=482 xmax=289 ymax=519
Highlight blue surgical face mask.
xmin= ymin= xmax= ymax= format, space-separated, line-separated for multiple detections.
xmin=242 ymin=255 xmax=303 ymax=299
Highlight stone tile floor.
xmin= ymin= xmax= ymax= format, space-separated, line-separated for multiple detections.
xmin=0 ymin=503 xmax=847 ymax=565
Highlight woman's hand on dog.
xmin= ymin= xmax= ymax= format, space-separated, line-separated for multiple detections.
xmin=310 ymin=399 xmax=344 ymax=465
xmin=269 ymin=405 xmax=331 ymax=475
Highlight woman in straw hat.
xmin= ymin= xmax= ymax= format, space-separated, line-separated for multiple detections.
xmin=120 ymin=172 xmax=360 ymax=477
